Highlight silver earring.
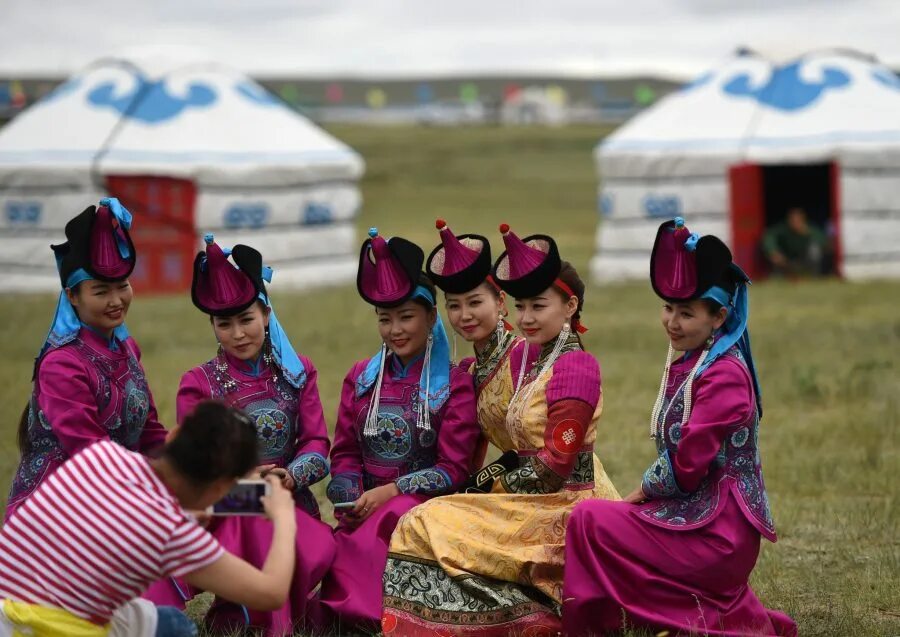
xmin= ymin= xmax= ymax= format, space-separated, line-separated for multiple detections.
xmin=495 ymin=313 xmax=505 ymax=340
xmin=215 ymin=343 xmax=228 ymax=372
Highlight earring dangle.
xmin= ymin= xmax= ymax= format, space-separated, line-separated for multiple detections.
xmin=495 ymin=313 xmax=505 ymax=340
xmin=417 ymin=333 xmax=435 ymax=431
xmin=262 ymin=330 xmax=275 ymax=366
xmin=215 ymin=343 xmax=228 ymax=372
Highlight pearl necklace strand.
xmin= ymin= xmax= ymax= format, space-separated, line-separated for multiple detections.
xmin=649 ymin=342 xmax=710 ymax=439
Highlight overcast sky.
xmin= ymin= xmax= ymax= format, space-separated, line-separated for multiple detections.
xmin=2 ymin=0 xmax=898 ymax=79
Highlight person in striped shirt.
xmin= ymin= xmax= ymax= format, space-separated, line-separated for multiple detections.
xmin=0 ymin=400 xmax=298 ymax=637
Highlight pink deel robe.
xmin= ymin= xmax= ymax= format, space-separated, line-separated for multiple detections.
xmin=562 ymin=348 xmax=797 ymax=637
xmin=143 ymin=351 xmax=335 ymax=637
xmin=7 ymin=328 xmax=167 ymax=521
xmin=311 ymin=354 xmax=480 ymax=631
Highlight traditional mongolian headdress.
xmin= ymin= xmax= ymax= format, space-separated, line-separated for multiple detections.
xmin=40 ymin=197 xmax=136 ymax=357
xmin=492 ymin=223 xmax=588 ymax=333
xmin=492 ymin=223 xmax=587 ymax=407
xmin=426 ymin=219 xmax=512 ymax=358
xmin=191 ymin=233 xmax=306 ymax=388
xmin=425 ymin=219 xmax=494 ymax=294
xmin=356 ymin=228 xmax=451 ymax=437
xmin=648 ymin=216 xmax=762 ymax=439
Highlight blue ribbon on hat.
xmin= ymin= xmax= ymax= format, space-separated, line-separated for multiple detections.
xmin=98 ymin=197 xmax=133 ymax=259
xmin=699 ymin=265 xmax=763 ymax=418
xmin=38 ymin=199 xmax=134 ymax=359
xmin=258 ymin=267 xmax=306 ymax=389
xmin=356 ymin=285 xmax=452 ymax=412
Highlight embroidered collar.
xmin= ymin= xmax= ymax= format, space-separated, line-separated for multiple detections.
xmin=390 ymin=352 xmax=425 ymax=379
xmin=79 ymin=323 xmax=122 ymax=353
xmin=222 ymin=350 xmax=271 ymax=379
xmin=472 ymin=329 xmax=517 ymax=389
xmin=530 ymin=330 xmax=581 ymax=375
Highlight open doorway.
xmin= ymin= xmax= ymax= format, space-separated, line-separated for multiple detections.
xmin=728 ymin=162 xmax=841 ymax=279
xmin=760 ymin=163 xmax=837 ymax=276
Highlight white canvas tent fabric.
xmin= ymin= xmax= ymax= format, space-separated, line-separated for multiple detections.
xmin=0 ymin=49 xmax=365 ymax=292
xmin=591 ymin=50 xmax=900 ymax=281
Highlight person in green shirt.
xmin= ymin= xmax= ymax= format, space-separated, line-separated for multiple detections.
xmin=762 ymin=207 xmax=831 ymax=276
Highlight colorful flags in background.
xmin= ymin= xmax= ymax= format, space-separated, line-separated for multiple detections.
xmin=0 ymin=80 xmax=27 ymax=112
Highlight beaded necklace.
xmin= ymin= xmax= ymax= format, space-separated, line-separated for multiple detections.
xmin=649 ymin=339 xmax=711 ymax=439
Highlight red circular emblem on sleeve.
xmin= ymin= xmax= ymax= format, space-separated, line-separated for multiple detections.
xmin=551 ymin=419 xmax=584 ymax=454
xmin=381 ymin=612 xmax=398 ymax=634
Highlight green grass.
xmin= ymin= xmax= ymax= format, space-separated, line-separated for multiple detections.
xmin=1 ymin=125 xmax=898 ymax=636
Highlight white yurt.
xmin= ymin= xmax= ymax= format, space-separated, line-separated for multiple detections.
xmin=591 ymin=49 xmax=900 ymax=282
xmin=0 ymin=48 xmax=364 ymax=293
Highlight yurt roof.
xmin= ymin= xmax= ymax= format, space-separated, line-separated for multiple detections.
xmin=0 ymin=47 xmax=364 ymax=188
xmin=598 ymin=49 xmax=900 ymax=177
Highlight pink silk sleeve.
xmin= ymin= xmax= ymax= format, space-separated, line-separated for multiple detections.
xmin=329 ymin=361 xmax=367 ymax=478
xmin=495 ymin=350 xmax=601 ymax=494
xmin=544 ymin=350 xmax=602 ymax=407
xmin=290 ymin=356 xmax=330 ymax=460
xmin=670 ymin=356 xmax=755 ymax=493
xmin=175 ymin=368 xmax=211 ymax=426
xmin=37 ymin=350 xmax=105 ymax=456
xmin=539 ymin=350 xmax=601 ymax=478
xmin=434 ymin=367 xmax=481 ymax=483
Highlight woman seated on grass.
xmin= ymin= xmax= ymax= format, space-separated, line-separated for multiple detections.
xmin=562 ymin=217 xmax=796 ymax=636
xmin=0 ymin=401 xmax=297 ymax=637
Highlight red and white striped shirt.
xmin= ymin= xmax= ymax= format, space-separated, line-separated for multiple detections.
xmin=0 ymin=440 xmax=223 ymax=625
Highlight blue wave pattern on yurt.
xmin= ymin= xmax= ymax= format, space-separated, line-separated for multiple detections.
xmin=723 ymin=61 xmax=850 ymax=111
xmin=87 ymin=72 xmax=217 ymax=123
xmin=872 ymin=68 xmax=900 ymax=91
xmin=234 ymin=81 xmax=281 ymax=107
xmin=680 ymin=71 xmax=714 ymax=93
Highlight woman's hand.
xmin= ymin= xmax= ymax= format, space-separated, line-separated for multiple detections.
xmin=342 ymin=483 xmax=401 ymax=528
xmin=254 ymin=464 xmax=276 ymax=479
xmin=622 ymin=485 xmax=648 ymax=504
xmin=261 ymin=475 xmax=296 ymax=527
xmin=260 ymin=467 xmax=295 ymax=491
xmin=186 ymin=510 xmax=212 ymax=528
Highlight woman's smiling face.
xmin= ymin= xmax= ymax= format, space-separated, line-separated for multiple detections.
xmin=444 ymin=282 xmax=506 ymax=345
xmin=212 ymin=302 xmax=270 ymax=361
xmin=376 ymin=300 xmax=436 ymax=364
xmin=513 ymin=285 xmax=578 ymax=345
xmin=67 ymin=279 xmax=133 ymax=336
xmin=660 ymin=299 xmax=727 ymax=351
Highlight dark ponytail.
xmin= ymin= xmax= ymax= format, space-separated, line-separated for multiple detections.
xmin=163 ymin=401 xmax=259 ymax=485
xmin=554 ymin=261 xmax=586 ymax=327
xmin=16 ymin=403 xmax=31 ymax=454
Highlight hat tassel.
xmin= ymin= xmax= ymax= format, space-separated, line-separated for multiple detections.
xmin=363 ymin=343 xmax=388 ymax=438
xmin=417 ymin=332 xmax=434 ymax=432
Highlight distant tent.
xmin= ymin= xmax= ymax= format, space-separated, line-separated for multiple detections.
xmin=0 ymin=49 xmax=364 ymax=293
xmin=591 ymin=50 xmax=900 ymax=282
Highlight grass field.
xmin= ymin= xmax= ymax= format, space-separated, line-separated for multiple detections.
xmin=1 ymin=125 xmax=898 ymax=636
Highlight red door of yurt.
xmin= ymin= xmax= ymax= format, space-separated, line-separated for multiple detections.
xmin=105 ymin=176 xmax=197 ymax=294
xmin=728 ymin=163 xmax=765 ymax=280
xmin=728 ymin=162 xmax=842 ymax=279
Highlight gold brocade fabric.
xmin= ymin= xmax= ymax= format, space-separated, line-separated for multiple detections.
xmin=469 ymin=332 xmax=519 ymax=452
xmin=384 ymin=343 xmax=621 ymax=634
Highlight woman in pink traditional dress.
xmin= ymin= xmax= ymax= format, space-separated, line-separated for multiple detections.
xmin=562 ymin=217 xmax=797 ymax=637
xmin=308 ymin=228 xmax=481 ymax=633
xmin=6 ymin=198 xmax=167 ymax=522
xmin=143 ymin=235 xmax=335 ymax=636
